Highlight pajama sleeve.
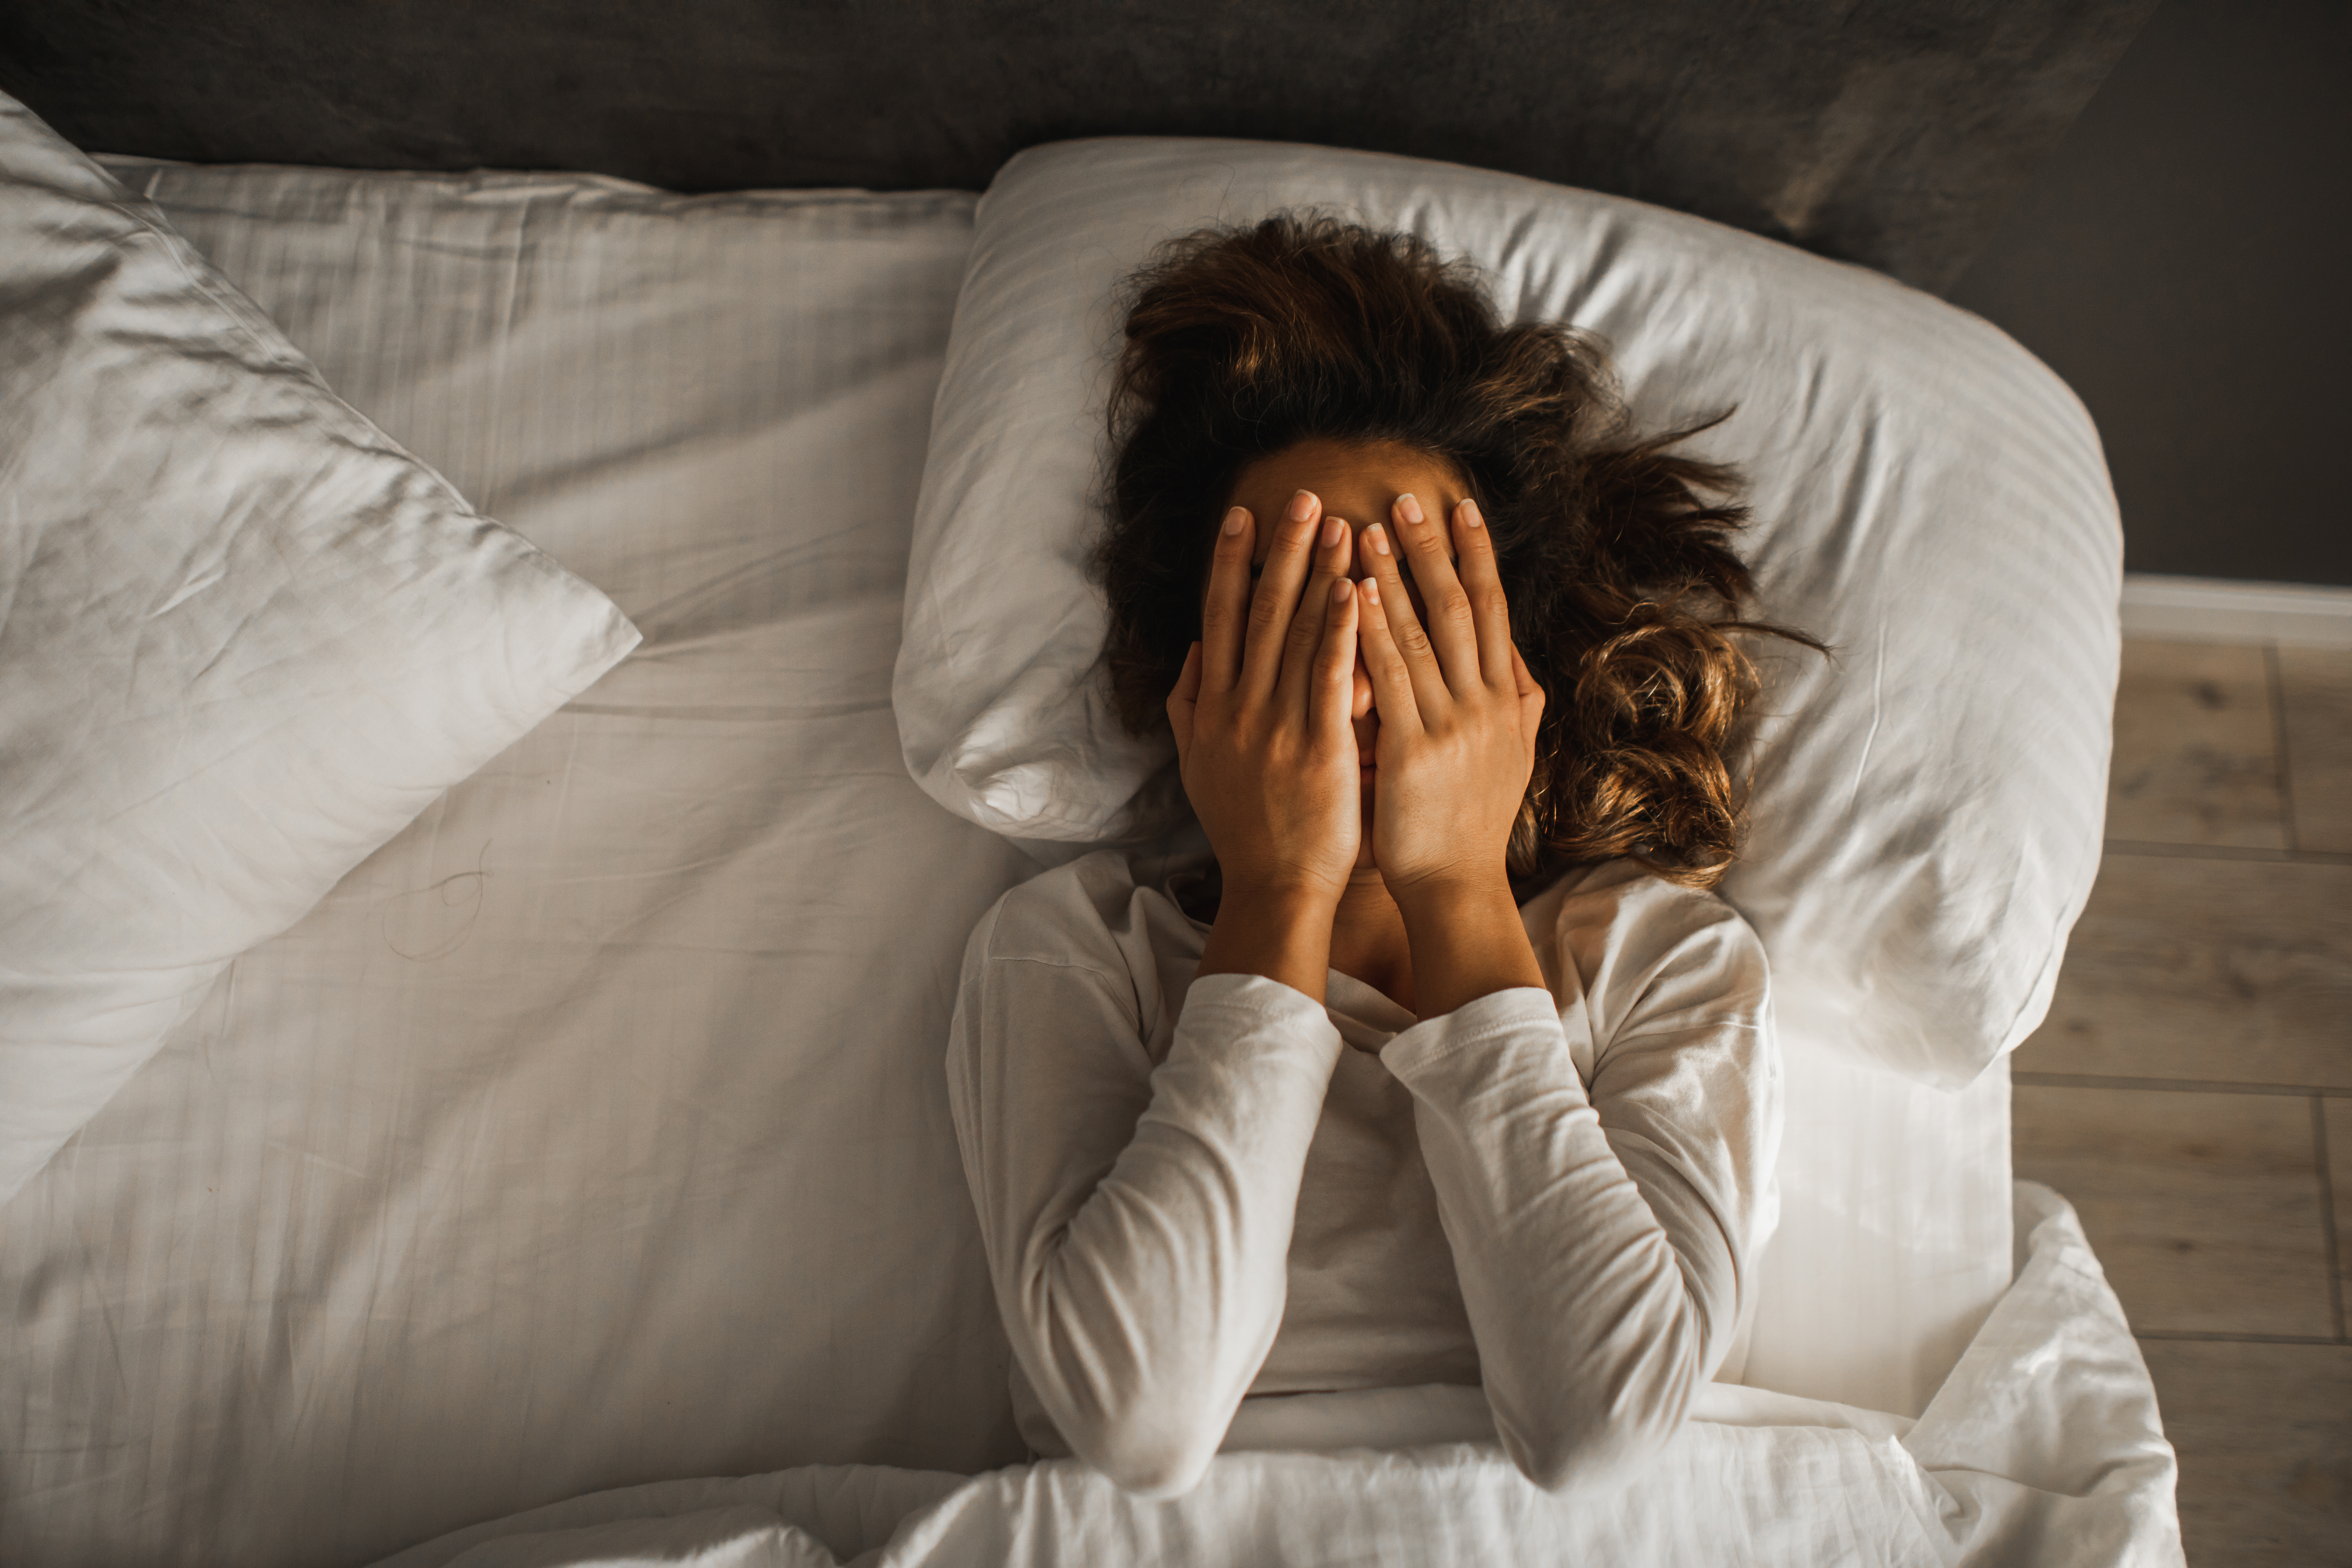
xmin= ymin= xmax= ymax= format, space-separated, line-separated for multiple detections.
xmin=1379 ymin=902 xmax=1774 ymax=1493
xmin=946 ymin=906 xmax=1344 ymax=1499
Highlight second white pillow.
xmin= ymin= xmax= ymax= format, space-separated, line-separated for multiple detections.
xmin=0 ymin=95 xmax=642 ymax=1202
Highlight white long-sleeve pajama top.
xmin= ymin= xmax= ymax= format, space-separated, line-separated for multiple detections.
xmin=944 ymin=849 xmax=1780 ymax=1499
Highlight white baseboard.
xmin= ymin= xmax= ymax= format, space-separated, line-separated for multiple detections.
xmin=2120 ymin=573 xmax=2352 ymax=648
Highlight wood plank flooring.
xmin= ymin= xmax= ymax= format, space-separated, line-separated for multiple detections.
xmin=2012 ymin=637 xmax=2352 ymax=1567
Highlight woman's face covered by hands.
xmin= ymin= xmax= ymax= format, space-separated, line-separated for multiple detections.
xmin=1171 ymin=436 xmax=1542 ymax=899
xmin=1221 ymin=440 xmax=1466 ymax=872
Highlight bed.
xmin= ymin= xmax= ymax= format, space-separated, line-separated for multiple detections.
xmin=0 ymin=107 xmax=2177 ymax=1566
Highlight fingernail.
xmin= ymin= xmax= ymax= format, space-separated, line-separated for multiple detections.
xmin=1222 ymin=506 xmax=1246 ymax=536
xmin=1462 ymin=498 xmax=1484 ymax=529
xmin=1331 ymin=576 xmax=1351 ymax=605
xmin=1366 ymin=523 xmax=1390 ymax=556
xmin=1363 ymin=577 xmax=1381 ymax=604
xmin=1288 ymin=490 xmax=1316 ymax=523
xmin=1396 ymin=493 xmax=1424 ymax=525
xmin=1321 ymin=513 xmax=1344 ymax=547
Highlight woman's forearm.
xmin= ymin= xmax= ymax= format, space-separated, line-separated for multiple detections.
xmin=1382 ymin=872 xmax=1776 ymax=1492
xmin=1392 ymin=872 xmax=1545 ymax=1019
xmin=965 ymin=967 xmax=1344 ymax=1496
xmin=1195 ymin=877 xmax=1340 ymax=1004
xmin=1381 ymin=994 xmax=1721 ymax=1491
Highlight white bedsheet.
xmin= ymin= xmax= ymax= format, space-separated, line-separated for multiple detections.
xmin=0 ymin=158 xmax=2020 ymax=1567
xmin=2 ymin=162 xmax=1030 ymax=1568
xmin=1748 ymin=1034 xmax=2012 ymax=1416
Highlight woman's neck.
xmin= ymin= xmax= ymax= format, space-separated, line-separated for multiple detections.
xmin=1328 ymin=867 xmax=1415 ymax=1017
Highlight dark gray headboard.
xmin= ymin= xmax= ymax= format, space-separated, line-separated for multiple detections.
xmin=0 ymin=0 xmax=2155 ymax=295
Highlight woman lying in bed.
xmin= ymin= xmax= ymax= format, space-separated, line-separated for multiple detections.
xmin=946 ymin=214 xmax=1822 ymax=1498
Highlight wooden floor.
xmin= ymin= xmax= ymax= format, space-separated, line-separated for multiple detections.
xmin=2012 ymin=637 xmax=2352 ymax=1566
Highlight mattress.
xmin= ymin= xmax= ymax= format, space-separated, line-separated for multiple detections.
xmin=0 ymin=158 xmax=2007 ymax=1568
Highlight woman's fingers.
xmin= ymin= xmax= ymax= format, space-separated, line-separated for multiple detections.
xmin=1200 ymin=506 xmax=1254 ymax=695
xmin=1509 ymin=637 xmax=1542 ymax=701
xmin=1166 ymin=639 xmax=1202 ymax=760
xmin=1360 ymin=518 xmax=1451 ymax=720
xmin=1510 ymin=638 xmax=1546 ymax=752
xmin=1275 ymin=508 xmax=1353 ymax=722
xmin=1391 ymin=492 xmax=1482 ymax=692
xmin=1451 ymin=498 xmax=1517 ymax=691
xmin=1239 ymin=489 xmax=1323 ymax=700
xmin=1309 ymin=574 xmax=1359 ymax=741
xmin=1353 ymin=576 xmax=1426 ymax=738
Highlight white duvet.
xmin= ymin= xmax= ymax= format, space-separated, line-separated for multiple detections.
xmin=0 ymin=156 xmax=2175 ymax=1567
xmin=370 ymin=1185 xmax=2176 ymax=1567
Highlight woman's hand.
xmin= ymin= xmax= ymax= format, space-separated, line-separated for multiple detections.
xmin=1168 ymin=490 xmax=1364 ymax=907
xmin=1354 ymin=492 xmax=1549 ymax=1017
xmin=1355 ymin=493 xmax=1546 ymax=896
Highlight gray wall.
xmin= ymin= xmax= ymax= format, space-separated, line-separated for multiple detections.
xmin=15 ymin=0 xmax=2322 ymax=582
xmin=0 ymin=0 xmax=2151 ymax=296
xmin=1950 ymin=0 xmax=2351 ymax=586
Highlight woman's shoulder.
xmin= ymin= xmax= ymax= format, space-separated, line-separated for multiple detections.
xmin=962 ymin=849 xmax=1207 ymax=1044
xmin=1527 ymin=858 xmax=1760 ymax=939
xmin=972 ymin=847 xmax=1199 ymax=972
xmin=1521 ymin=859 xmax=1770 ymax=1026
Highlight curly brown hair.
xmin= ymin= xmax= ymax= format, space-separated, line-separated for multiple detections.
xmin=1093 ymin=213 xmax=1827 ymax=891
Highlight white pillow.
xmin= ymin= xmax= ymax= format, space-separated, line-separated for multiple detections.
xmin=895 ymin=137 xmax=2119 ymax=1090
xmin=0 ymin=94 xmax=641 ymax=1202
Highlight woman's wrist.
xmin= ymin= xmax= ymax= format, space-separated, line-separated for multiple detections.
xmin=1392 ymin=871 xmax=1545 ymax=1020
xmin=1195 ymin=876 xmax=1341 ymax=1005
xmin=1387 ymin=866 xmax=1516 ymax=929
